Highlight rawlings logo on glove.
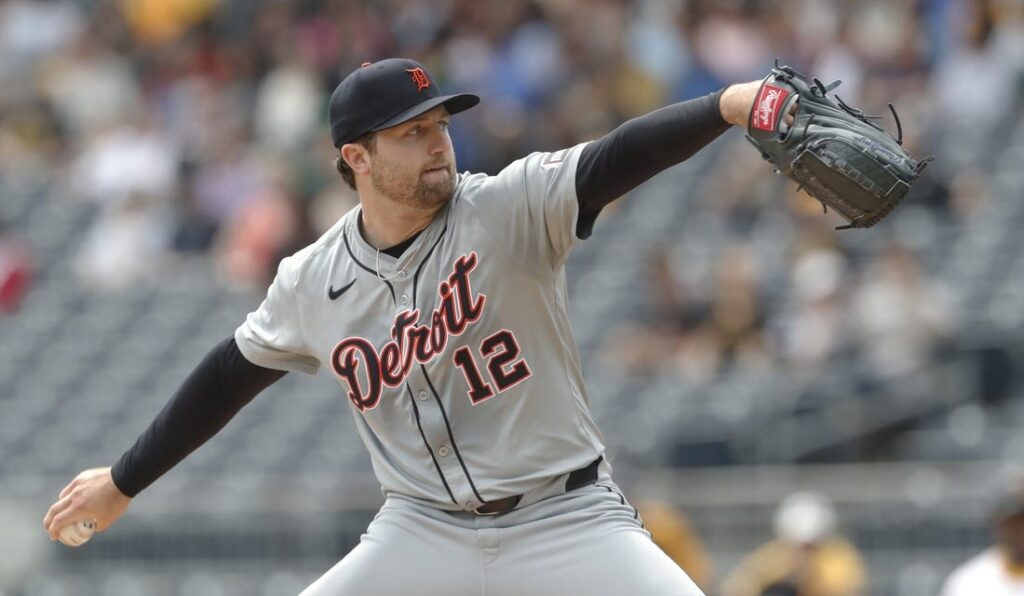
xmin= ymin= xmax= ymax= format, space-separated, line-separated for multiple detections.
xmin=753 ymin=85 xmax=789 ymax=132
xmin=746 ymin=61 xmax=933 ymax=229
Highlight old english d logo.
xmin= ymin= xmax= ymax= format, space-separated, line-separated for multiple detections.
xmin=406 ymin=67 xmax=431 ymax=93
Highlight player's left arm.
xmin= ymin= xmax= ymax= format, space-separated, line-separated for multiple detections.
xmin=574 ymin=82 xmax=761 ymax=238
xmin=464 ymin=83 xmax=762 ymax=271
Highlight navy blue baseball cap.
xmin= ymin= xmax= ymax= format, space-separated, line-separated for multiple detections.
xmin=328 ymin=58 xmax=480 ymax=147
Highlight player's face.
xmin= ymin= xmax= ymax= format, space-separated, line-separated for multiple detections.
xmin=369 ymin=106 xmax=457 ymax=210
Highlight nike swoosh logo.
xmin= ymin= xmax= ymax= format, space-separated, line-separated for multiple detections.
xmin=328 ymin=279 xmax=356 ymax=301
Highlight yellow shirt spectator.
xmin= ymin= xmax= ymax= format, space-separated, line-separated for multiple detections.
xmin=119 ymin=0 xmax=218 ymax=45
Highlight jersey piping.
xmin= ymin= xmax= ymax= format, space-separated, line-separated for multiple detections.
xmin=343 ymin=230 xmax=396 ymax=303
xmin=409 ymin=220 xmax=487 ymax=503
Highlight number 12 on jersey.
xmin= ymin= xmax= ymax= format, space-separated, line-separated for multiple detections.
xmin=452 ymin=329 xmax=532 ymax=404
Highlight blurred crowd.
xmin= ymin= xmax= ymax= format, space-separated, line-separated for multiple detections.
xmin=0 ymin=0 xmax=1020 ymax=289
xmin=581 ymin=0 xmax=1024 ymax=386
xmin=1 ymin=0 xmax=1021 ymax=394
xmin=608 ymin=232 xmax=958 ymax=385
xmin=642 ymin=490 xmax=868 ymax=596
xmin=645 ymin=482 xmax=1024 ymax=596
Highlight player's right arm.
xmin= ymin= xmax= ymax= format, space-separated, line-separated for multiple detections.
xmin=42 ymin=337 xmax=287 ymax=540
xmin=44 ymin=252 xmax=317 ymax=541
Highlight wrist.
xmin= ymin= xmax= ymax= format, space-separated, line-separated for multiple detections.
xmin=719 ymin=81 xmax=761 ymax=128
xmin=108 ymin=461 xmax=135 ymax=499
xmin=718 ymin=84 xmax=740 ymax=126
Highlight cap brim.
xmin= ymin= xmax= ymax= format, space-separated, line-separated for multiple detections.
xmin=370 ymin=93 xmax=480 ymax=132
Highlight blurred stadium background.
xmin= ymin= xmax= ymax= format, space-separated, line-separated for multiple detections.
xmin=1 ymin=0 xmax=1023 ymax=594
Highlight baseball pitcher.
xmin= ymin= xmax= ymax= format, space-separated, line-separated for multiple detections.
xmin=43 ymin=58 xmax=921 ymax=594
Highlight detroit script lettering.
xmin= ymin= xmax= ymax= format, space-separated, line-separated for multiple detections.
xmin=331 ymin=253 xmax=486 ymax=412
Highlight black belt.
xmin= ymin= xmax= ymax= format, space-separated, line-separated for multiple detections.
xmin=474 ymin=456 xmax=603 ymax=515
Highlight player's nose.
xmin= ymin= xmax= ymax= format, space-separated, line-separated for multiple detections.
xmin=425 ymin=124 xmax=450 ymax=155
xmin=427 ymin=137 xmax=447 ymax=156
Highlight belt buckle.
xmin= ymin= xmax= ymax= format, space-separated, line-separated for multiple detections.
xmin=473 ymin=494 xmax=521 ymax=516
xmin=474 ymin=505 xmax=502 ymax=516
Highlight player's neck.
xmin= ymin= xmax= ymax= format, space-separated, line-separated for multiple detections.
xmin=358 ymin=196 xmax=440 ymax=250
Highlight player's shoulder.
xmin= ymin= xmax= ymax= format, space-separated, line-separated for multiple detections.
xmin=500 ymin=141 xmax=590 ymax=181
xmin=454 ymin=141 xmax=590 ymax=205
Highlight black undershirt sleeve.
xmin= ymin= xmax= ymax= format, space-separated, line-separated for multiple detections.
xmin=110 ymin=337 xmax=287 ymax=497
xmin=574 ymin=88 xmax=731 ymax=239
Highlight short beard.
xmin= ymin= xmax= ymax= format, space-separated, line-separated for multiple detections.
xmin=369 ymin=154 xmax=456 ymax=210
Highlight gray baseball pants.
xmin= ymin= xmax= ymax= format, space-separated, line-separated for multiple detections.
xmin=300 ymin=478 xmax=705 ymax=595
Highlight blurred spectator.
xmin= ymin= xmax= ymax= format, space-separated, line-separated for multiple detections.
xmin=941 ymin=483 xmax=1024 ymax=596
xmin=118 ymin=0 xmax=218 ymax=46
xmin=627 ymin=2 xmax=690 ymax=92
xmin=72 ymin=192 xmax=173 ymax=290
xmin=599 ymin=245 xmax=706 ymax=375
xmin=849 ymin=242 xmax=954 ymax=379
xmin=0 ymin=0 xmax=84 ymax=72
xmin=68 ymin=117 xmax=178 ymax=206
xmin=807 ymin=15 xmax=863 ymax=106
xmin=720 ymin=491 xmax=867 ymax=596
xmin=930 ymin=0 xmax=1019 ymax=133
xmin=688 ymin=244 xmax=769 ymax=375
xmin=190 ymin=130 xmax=268 ymax=225
xmin=0 ymin=97 xmax=64 ymax=186
xmin=39 ymin=28 xmax=141 ymax=138
xmin=215 ymin=187 xmax=312 ymax=288
xmin=170 ymin=191 xmax=219 ymax=253
xmin=636 ymin=499 xmax=715 ymax=592
xmin=947 ymin=167 xmax=990 ymax=220
xmin=253 ymin=51 xmax=323 ymax=151
xmin=691 ymin=1 xmax=772 ymax=86
xmin=774 ymin=243 xmax=848 ymax=373
xmin=927 ymin=0 xmax=1024 ymax=173
xmin=0 ymin=220 xmax=33 ymax=314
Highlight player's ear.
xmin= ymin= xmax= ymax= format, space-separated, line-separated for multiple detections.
xmin=340 ymin=143 xmax=371 ymax=176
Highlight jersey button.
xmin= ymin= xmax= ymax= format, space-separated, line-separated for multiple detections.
xmin=396 ymin=270 xmax=407 ymax=280
xmin=400 ymin=294 xmax=409 ymax=305
xmin=438 ymin=446 xmax=449 ymax=457
xmin=417 ymin=390 xmax=428 ymax=401
xmin=466 ymin=501 xmax=478 ymax=509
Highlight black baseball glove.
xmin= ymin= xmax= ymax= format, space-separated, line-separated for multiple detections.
xmin=746 ymin=61 xmax=933 ymax=229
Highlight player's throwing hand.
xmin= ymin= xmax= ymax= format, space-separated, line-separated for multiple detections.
xmin=43 ymin=467 xmax=132 ymax=543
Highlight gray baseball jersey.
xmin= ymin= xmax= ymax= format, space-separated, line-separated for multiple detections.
xmin=235 ymin=142 xmax=606 ymax=511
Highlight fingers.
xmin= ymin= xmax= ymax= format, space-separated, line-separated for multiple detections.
xmin=43 ymin=494 xmax=73 ymax=540
xmin=48 ymin=506 xmax=81 ymax=541
xmin=784 ymin=99 xmax=798 ymax=127
xmin=46 ymin=475 xmax=82 ymax=538
xmin=59 ymin=477 xmax=79 ymax=500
